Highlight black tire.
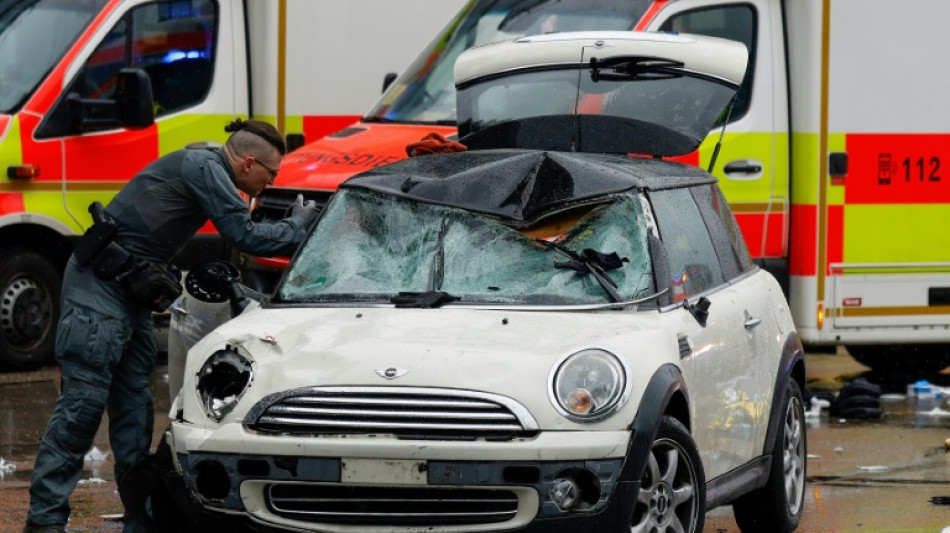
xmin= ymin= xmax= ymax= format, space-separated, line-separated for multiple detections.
xmin=0 ymin=249 xmax=61 ymax=369
xmin=732 ymin=380 xmax=806 ymax=533
xmin=631 ymin=415 xmax=706 ymax=533
xmin=847 ymin=344 xmax=950 ymax=377
xmin=152 ymin=436 xmax=207 ymax=533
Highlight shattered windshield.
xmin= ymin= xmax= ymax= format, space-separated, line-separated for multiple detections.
xmin=0 ymin=0 xmax=106 ymax=114
xmin=365 ymin=0 xmax=651 ymax=125
xmin=276 ymin=189 xmax=654 ymax=306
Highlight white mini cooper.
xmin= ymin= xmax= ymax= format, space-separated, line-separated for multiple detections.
xmin=162 ymin=32 xmax=805 ymax=533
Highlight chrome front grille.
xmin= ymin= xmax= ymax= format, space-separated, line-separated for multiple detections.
xmin=244 ymin=386 xmax=539 ymax=440
xmin=266 ymin=484 xmax=520 ymax=526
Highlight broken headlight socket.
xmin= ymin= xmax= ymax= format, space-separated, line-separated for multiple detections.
xmin=549 ymin=348 xmax=629 ymax=423
xmin=196 ymin=346 xmax=254 ymax=421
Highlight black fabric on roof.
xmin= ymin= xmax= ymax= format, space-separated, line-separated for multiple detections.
xmin=342 ymin=149 xmax=714 ymax=225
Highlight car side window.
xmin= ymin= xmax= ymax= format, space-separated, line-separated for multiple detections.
xmin=690 ymin=184 xmax=756 ymax=280
xmin=659 ymin=4 xmax=756 ymax=122
xmin=649 ymin=188 xmax=725 ymax=302
xmin=73 ymin=0 xmax=217 ymax=117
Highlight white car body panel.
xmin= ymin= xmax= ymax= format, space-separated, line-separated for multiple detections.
xmin=172 ymin=270 xmax=789 ymax=479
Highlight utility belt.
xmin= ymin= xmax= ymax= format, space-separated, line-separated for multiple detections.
xmin=74 ymin=202 xmax=182 ymax=312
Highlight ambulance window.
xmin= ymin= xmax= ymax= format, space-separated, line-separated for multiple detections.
xmin=73 ymin=0 xmax=217 ymax=116
xmin=659 ymin=4 xmax=755 ymax=122
xmin=649 ymin=188 xmax=725 ymax=301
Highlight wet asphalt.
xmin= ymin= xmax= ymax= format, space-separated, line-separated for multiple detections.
xmin=0 ymin=350 xmax=948 ymax=533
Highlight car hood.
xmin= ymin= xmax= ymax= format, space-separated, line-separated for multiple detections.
xmin=276 ymin=123 xmax=456 ymax=190
xmin=183 ymin=305 xmax=677 ymax=428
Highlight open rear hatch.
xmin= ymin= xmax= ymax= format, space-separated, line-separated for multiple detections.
xmin=454 ymin=31 xmax=748 ymax=157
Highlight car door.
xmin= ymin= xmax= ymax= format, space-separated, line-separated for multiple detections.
xmin=649 ymin=185 xmax=762 ymax=479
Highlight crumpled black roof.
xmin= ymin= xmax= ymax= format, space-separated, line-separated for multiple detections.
xmin=341 ymin=149 xmax=715 ymax=225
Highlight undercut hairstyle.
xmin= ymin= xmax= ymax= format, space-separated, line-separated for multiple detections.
xmin=224 ymin=118 xmax=287 ymax=157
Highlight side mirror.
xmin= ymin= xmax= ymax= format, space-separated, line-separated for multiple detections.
xmin=185 ymin=261 xmax=258 ymax=317
xmin=687 ymin=296 xmax=712 ymax=327
xmin=117 ymin=68 xmax=154 ymax=128
xmin=382 ymin=72 xmax=397 ymax=93
xmin=66 ymin=68 xmax=154 ymax=133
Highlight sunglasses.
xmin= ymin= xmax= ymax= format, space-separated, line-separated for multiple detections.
xmin=253 ymin=158 xmax=279 ymax=179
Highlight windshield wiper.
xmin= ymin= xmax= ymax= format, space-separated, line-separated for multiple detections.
xmin=391 ymin=218 xmax=459 ymax=308
xmin=589 ymin=56 xmax=685 ymax=82
xmin=537 ymin=239 xmax=629 ymax=302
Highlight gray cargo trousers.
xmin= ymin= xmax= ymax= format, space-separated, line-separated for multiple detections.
xmin=26 ymin=256 xmax=156 ymax=532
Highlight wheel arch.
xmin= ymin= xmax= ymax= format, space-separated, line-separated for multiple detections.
xmin=619 ymin=363 xmax=690 ymax=483
xmin=0 ymin=220 xmax=76 ymax=272
xmin=762 ymin=332 xmax=806 ymax=455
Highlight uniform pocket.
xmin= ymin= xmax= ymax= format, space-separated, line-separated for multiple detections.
xmin=55 ymin=302 xmax=128 ymax=370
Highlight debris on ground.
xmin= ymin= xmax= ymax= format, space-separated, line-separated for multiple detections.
xmin=805 ymin=395 xmax=832 ymax=418
xmin=0 ymin=458 xmax=15 ymax=475
xmin=858 ymin=465 xmax=889 ymax=472
xmin=831 ymin=377 xmax=882 ymax=419
xmin=84 ymin=446 xmax=110 ymax=462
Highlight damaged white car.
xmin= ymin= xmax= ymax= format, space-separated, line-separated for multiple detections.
xmin=161 ymin=31 xmax=805 ymax=533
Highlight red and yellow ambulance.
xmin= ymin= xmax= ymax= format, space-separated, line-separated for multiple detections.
xmin=0 ymin=0 xmax=464 ymax=367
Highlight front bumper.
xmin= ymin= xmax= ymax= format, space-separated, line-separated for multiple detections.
xmin=168 ymin=423 xmax=635 ymax=532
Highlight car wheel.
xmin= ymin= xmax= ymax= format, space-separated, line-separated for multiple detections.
xmin=0 ymin=249 xmax=60 ymax=369
xmin=732 ymin=379 xmax=806 ymax=533
xmin=631 ymin=415 xmax=705 ymax=533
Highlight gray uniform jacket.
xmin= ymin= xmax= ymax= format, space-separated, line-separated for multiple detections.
xmin=105 ymin=148 xmax=306 ymax=263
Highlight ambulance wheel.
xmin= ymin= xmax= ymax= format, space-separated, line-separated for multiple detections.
xmin=732 ymin=380 xmax=805 ymax=533
xmin=846 ymin=344 xmax=950 ymax=376
xmin=0 ymin=249 xmax=60 ymax=369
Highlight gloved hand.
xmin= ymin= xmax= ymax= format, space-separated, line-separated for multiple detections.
xmin=288 ymin=194 xmax=319 ymax=228
xmin=406 ymin=132 xmax=467 ymax=157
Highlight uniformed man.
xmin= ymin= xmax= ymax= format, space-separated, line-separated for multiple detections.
xmin=23 ymin=119 xmax=318 ymax=533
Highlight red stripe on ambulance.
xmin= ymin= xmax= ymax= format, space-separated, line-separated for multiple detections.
xmin=844 ymin=133 xmax=950 ymax=204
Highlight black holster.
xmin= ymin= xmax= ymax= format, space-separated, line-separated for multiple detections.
xmin=76 ymin=202 xmax=182 ymax=312
xmin=117 ymin=261 xmax=183 ymax=312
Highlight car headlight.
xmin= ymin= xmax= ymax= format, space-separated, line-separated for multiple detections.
xmin=196 ymin=347 xmax=253 ymax=421
xmin=550 ymin=349 xmax=629 ymax=422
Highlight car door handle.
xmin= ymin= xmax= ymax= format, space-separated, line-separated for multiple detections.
xmin=744 ymin=316 xmax=762 ymax=330
xmin=723 ymin=159 xmax=764 ymax=180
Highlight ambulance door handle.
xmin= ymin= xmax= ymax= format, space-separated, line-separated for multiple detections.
xmin=723 ymin=159 xmax=764 ymax=180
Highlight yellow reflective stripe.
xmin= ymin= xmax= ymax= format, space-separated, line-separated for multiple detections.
xmin=0 ymin=116 xmax=23 ymax=173
xmin=827 ymin=132 xmax=846 ymax=205
xmin=839 ymin=305 xmax=950 ymax=318
xmin=698 ymin=131 xmax=788 ymax=205
xmin=844 ymin=204 xmax=950 ymax=263
xmin=157 ymin=113 xmax=233 ymax=156
xmin=20 ymin=191 xmax=83 ymax=234
xmin=790 ymin=132 xmax=821 ymax=205
xmin=285 ymin=115 xmax=303 ymax=137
